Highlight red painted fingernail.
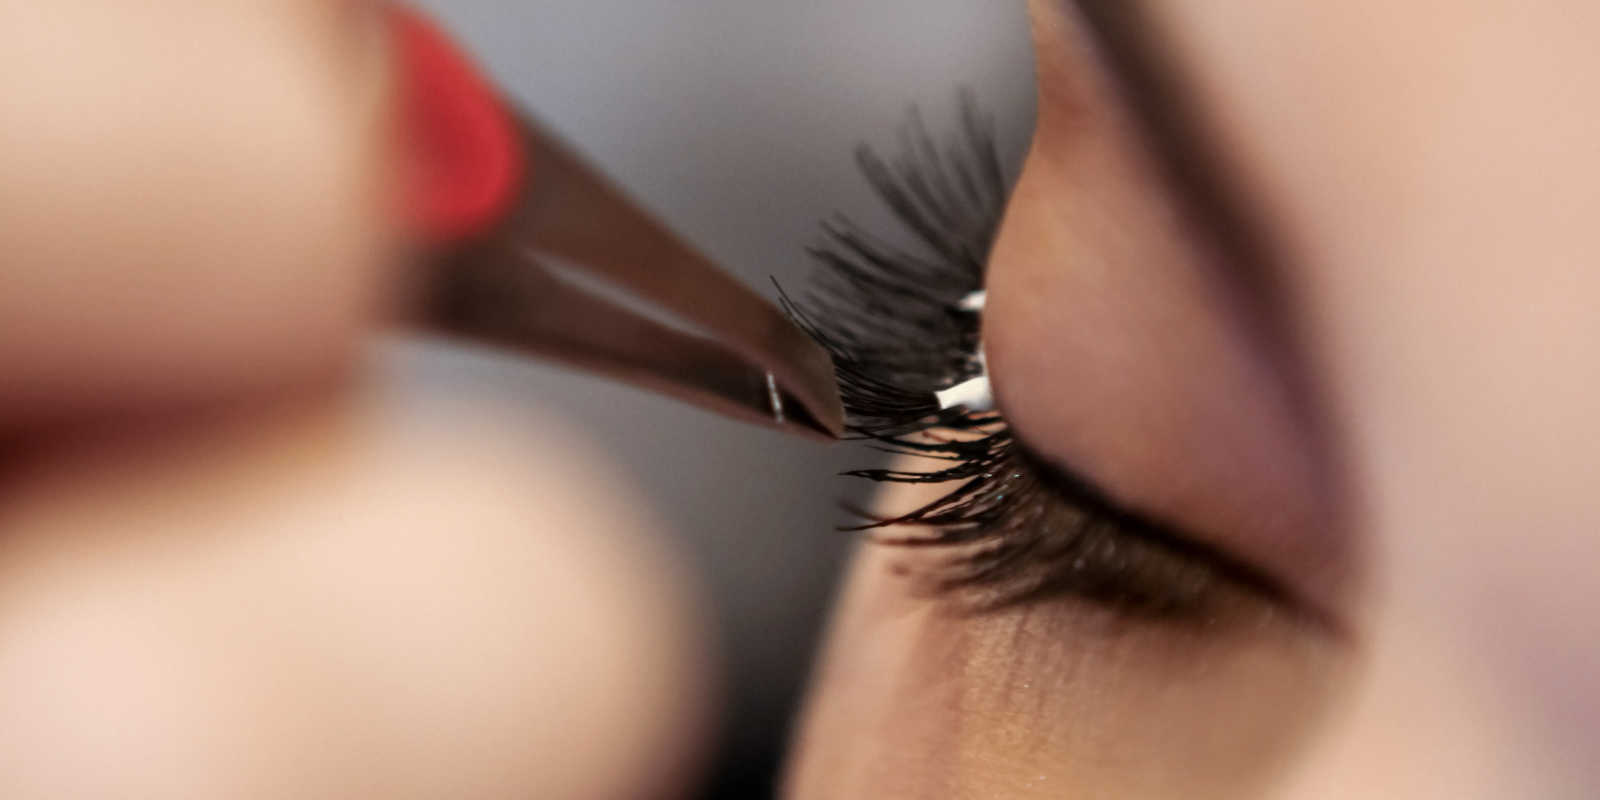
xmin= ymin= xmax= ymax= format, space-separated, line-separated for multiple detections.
xmin=390 ymin=4 xmax=526 ymax=241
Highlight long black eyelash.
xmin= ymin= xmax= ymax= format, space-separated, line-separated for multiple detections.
xmin=785 ymin=93 xmax=999 ymax=436
xmin=786 ymin=95 xmax=1302 ymax=619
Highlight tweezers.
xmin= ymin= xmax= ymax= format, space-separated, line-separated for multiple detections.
xmin=420 ymin=113 xmax=845 ymax=440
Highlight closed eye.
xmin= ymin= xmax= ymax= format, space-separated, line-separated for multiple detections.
xmin=788 ymin=97 xmax=1325 ymax=627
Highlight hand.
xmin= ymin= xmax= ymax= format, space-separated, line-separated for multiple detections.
xmin=0 ymin=4 xmax=709 ymax=798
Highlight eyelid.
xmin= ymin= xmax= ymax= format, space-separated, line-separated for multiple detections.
xmin=860 ymin=414 xmax=1330 ymax=625
xmin=1025 ymin=454 xmax=1337 ymax=628
xmin=792 ymin=97 xmax=1334 ymax=626
xmin=974 ymin=0 xmax=1353 ymax=620
xmin=1067 ymin=0 xmax=1288 ymax=326
xmin=1042 ymin=2 xmax=1325 ymax=448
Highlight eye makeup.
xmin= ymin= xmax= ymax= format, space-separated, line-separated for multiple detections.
xmin=788 ymin=98 xmax=1318 ymax=624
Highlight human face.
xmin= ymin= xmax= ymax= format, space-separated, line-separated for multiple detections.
xmin=785 ymin=1 xmax=1600 ymax=797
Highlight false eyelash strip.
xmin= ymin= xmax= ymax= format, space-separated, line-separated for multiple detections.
xmin=783 ymin=93 xmax=1002 ymax=435
xmin=781 ymin=93 xmax=1073 ymax=603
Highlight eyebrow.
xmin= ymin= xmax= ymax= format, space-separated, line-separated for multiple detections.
xmin=1068 ymin=1 xmax=1287 ymax=321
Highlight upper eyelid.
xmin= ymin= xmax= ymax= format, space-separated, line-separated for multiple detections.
xmin=1066 ymin=1 xmax=1290 ymax=336
xmin=1001 ymin=1 xmax=1354 ymax=610
xmin=791 ymin=96 xmax=1336 ymax=626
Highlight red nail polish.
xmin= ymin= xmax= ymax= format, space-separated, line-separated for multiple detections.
xmin=391 ymin=4 xmax=525 ymax=241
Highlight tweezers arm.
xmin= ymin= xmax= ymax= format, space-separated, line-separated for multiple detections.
xmin=493 ymin=119 xmax=844 ymax=437
xmin=427 ymin=227 xmax=838 ymax=439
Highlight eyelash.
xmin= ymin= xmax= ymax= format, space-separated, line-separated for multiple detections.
xmin=785 ymin=95 xmax=1297 ymax=621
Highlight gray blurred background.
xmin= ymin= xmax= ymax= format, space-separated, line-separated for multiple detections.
xmin=390 ymin=2 xmax=1035 ymax=796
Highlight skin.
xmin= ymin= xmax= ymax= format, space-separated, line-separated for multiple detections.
xmin=0 ymin=2 xmax=710 ymax=798
xmin=786 ymin=0 xmax=1600 ymax=797
xmin=4 ymin=1 xmax=1597 ymax=798
xmin=785 ymin=2 xmax=1350 ymax=796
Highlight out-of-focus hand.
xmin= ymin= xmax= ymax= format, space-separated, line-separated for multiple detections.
xmin=0 ymin=3 xmax=710 ymax=798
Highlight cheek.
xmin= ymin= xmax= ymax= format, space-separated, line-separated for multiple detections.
xmin=0 ymin=0 xmax=398 ymax=427
xmin=786 ymin=489 xmax=1347 ymax=800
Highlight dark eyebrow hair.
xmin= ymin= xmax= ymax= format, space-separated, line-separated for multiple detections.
xmin=1068 ymin=1 xmax=1287 ymax=320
